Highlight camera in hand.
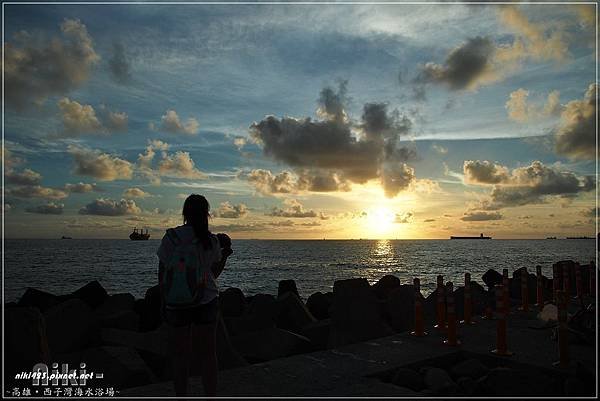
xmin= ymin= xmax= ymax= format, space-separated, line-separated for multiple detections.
xmin=216 ymin=233 xmax=233 ymax=257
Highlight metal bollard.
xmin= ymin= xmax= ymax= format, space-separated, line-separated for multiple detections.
xmin=591 ymin=261 xmax=596 ymax=298
xmin=553 ymin=291 xmax=569 ymax=368
xmin=461 ymin=272 xmax=474 ymax=325
xmin=491 ymin=284 xmax=513 ymax=356
xmin=443 ymin=282 xmax=460 ymax=346
xmin=519 ymin=268 xmax=529 ymax=312
xmin=434 ymin=275 xmax=446 ymax=330
xmin=535 ymin=265 xmax=544 ymax=308
xmin=552 ymin=263 xmax=561 ymax=304
xmin=502 ymin=268 xmax=510 ymax=315
xmin=410 ymin=278 xmax=427 ymax=337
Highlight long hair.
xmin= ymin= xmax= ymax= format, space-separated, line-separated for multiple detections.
xmin=182 ymin=194 xmax=212 ymax=250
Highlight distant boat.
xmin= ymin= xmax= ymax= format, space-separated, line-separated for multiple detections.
xmin=546 ymin=237 xmax=557 ymax=240
xmin=130 ymin=227 xmax=150 ymax=241
xmin=450 ymin=233 xmax=491 ymax=240
xmin=61 ymin=236 xmax=72 ymax=240
xmin=566 ymin=236 xmax=593 ymax=239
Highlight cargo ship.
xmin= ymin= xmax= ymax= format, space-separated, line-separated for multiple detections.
xmin=130 ymin=227 xmax=150 ymax=240
xmin=450 ymin=233 xmax=491 ymax=240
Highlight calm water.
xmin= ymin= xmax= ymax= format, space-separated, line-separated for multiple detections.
xmin=3 ymin=239 xmax=597 ymax=302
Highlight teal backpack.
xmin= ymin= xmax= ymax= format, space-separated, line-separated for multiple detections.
xmin=161 ymin=228 xmax=212 ymax=309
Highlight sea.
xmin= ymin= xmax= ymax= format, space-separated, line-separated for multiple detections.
xmin=3 ymin=239 xmax=597 ymax=303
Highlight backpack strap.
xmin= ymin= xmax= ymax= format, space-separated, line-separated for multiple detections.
xmin=165 ymin=228 xmax=181 ymax=246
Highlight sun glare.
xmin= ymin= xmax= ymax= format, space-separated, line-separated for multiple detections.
xmin=365 ymin=206 xmax=396 ymax=238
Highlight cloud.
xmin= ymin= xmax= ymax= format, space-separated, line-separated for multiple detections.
xmin=431 ymin=144 xmax=448 ymax=155
xmin=394 ymin=212 xmax=414 ymax=224
xmin=79 ymin=198 xmax=141 ymax=216
xmin=424 ymin=218 xmax=436 ymax=222
xmin=463 ymin=160 xmax=510 ymax=184
xmin=269 ymin=219 xmax=295 ymax=227
xmin=249 ymin=83 xmax=416 ymax=198
xmin=497 ymin=5 xmax=569 ymax=63
xmin=461 ymin=211 xmax=503 ymax=221
xmin=57 ymin=98 xmax=128 ymax=136
xmin=214 ymin=202 xmax=248 ymax=218
xmin=5 ymin=168 xmax=42 ymax=186
xmin=158 ymin=151 xmax=206 ymax=179
xmin=160 ymin=110 xmax=199 ymax=135
xmin=466 ymin=160 xmax=595 ymax=209
xmin=4 ymin=18 xmax=99 ymax=109
xmin=7 ymin=185 xmax=68 ymax=200
xmin=417 ymin=6 xmax=569 ymax=92
xmin=268 ymin=199 xmax=317 ymax=218
xmin=505 ymin=88 xmax=562 ymax=122
xmin=25 ymin=202 xmax=64 ymax=215
xmin=123 ymin=187 xmax=151 ymax=198
xmin=417 ymin=37 xmax=496 ymax=90
xmin=64 ymin=182 xmax=101 ymax=193
xmin=242 ymin=168 xmax=350 ymax=195
xmin=233 ymin=136 xmax=247 ymax=150
xmin=108 ymin=41 xmax=131 ymax=84
xmin=554 ymin=83 xmax=597 ymax=160
xmin=68 ymin=145 xmax=134 ymax=181
xmin=136 ymin=140 xmax=204 ymax=183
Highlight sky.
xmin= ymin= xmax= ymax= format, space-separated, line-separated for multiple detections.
xmin=2 ymin=1 xmax=597 ymax=239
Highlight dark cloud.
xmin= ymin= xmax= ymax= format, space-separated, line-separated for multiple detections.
xmin=249 ymin=85 xmax=417 ymax=197
xmin=416 ymin=37 xmax=495 ymax=90
xmin=108 ymin=41 xmax=132 ymax=84
xmin=394 ymin=212 xmax=413 ymax=224
xmin=466 ymin=160 xmax=595 ymax=209
xmin=5 ymin=168 xmax=42 ymax=186
xmin=25 ymin=203 xmax=64 ymax=215
xmin=79 ymin=198 xmax=141 ymax=216
xmin=554 ymin=83 xmax=597 ymax=160
xmin=7 ymin=185 xmax=68 ymax=200
xmin=242 ymin=168 xmax=350 ymax=195
xmin=317 ymin=80 xmax=348 ymax=122
xmin=267 ymin=199 xmax=317 ymax=218
xmin=4 ymin=19 xmax=99 ymax=110
xmin=461 ymin=211 xmax=503 ymax=221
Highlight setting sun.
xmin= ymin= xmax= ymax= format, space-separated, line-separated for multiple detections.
xmin=365 ymin=207 xmax=396 ymax=237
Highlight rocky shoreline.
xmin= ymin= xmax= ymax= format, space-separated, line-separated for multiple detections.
xmin=4 ymin=259 xmax=597 ymax=395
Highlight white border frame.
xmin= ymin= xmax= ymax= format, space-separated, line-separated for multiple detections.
xmin=2 ymin=1 xmax=598 ymax=399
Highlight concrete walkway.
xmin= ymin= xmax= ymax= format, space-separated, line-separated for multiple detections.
xmin=121 ymin=307 xmax=595 ymax=397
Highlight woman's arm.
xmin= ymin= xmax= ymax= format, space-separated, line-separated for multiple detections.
xmin=211 ymin=248 xmax=232 ymax=279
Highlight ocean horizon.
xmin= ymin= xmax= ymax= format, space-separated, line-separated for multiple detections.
xmin=4 ymin=238 xmax=596 ymax=303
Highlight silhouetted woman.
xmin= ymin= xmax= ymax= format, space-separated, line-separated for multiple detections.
xmin=156 ymin=194 xmax=232 ymax=397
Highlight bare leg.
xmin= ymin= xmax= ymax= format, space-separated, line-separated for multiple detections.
xmin=192 ymin=322 xmax=218 ymax=397
xmin=169 ymin=324 xmax=191 ymax=398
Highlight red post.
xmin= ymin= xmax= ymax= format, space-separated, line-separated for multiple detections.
xmin=590 ymin=261 xmax=596 ymax=298
xmin=461 ymin=272 xmax=474 ymax=325
xmin=552 ymin=263 xmax=560 ymax=304
xmin=519 ymin=268 xmax=529 ymax=312
xmin=535 ymin=265 xmax=544 ymax=308
xmin=410 ymin=278 xmax=427 ymax=337
xmin=491 ymin=284 xmax=513 ymax=356
xmin=443 ymin=282 xmax=460 ymax=346
xmin=502 ymin=269 xmax=510 ymax=315
xmin=434 ymin=275 xmax=446 ymax=330
xmin=553 ymin=291 xmax=569 ymax=368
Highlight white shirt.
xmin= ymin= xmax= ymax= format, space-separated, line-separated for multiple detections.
xmin=156 ymin=224 xmax=221 ymax=304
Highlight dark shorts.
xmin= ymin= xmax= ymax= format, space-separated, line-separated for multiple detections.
xmin=162 ymin=297 xmax=219 ymax=327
